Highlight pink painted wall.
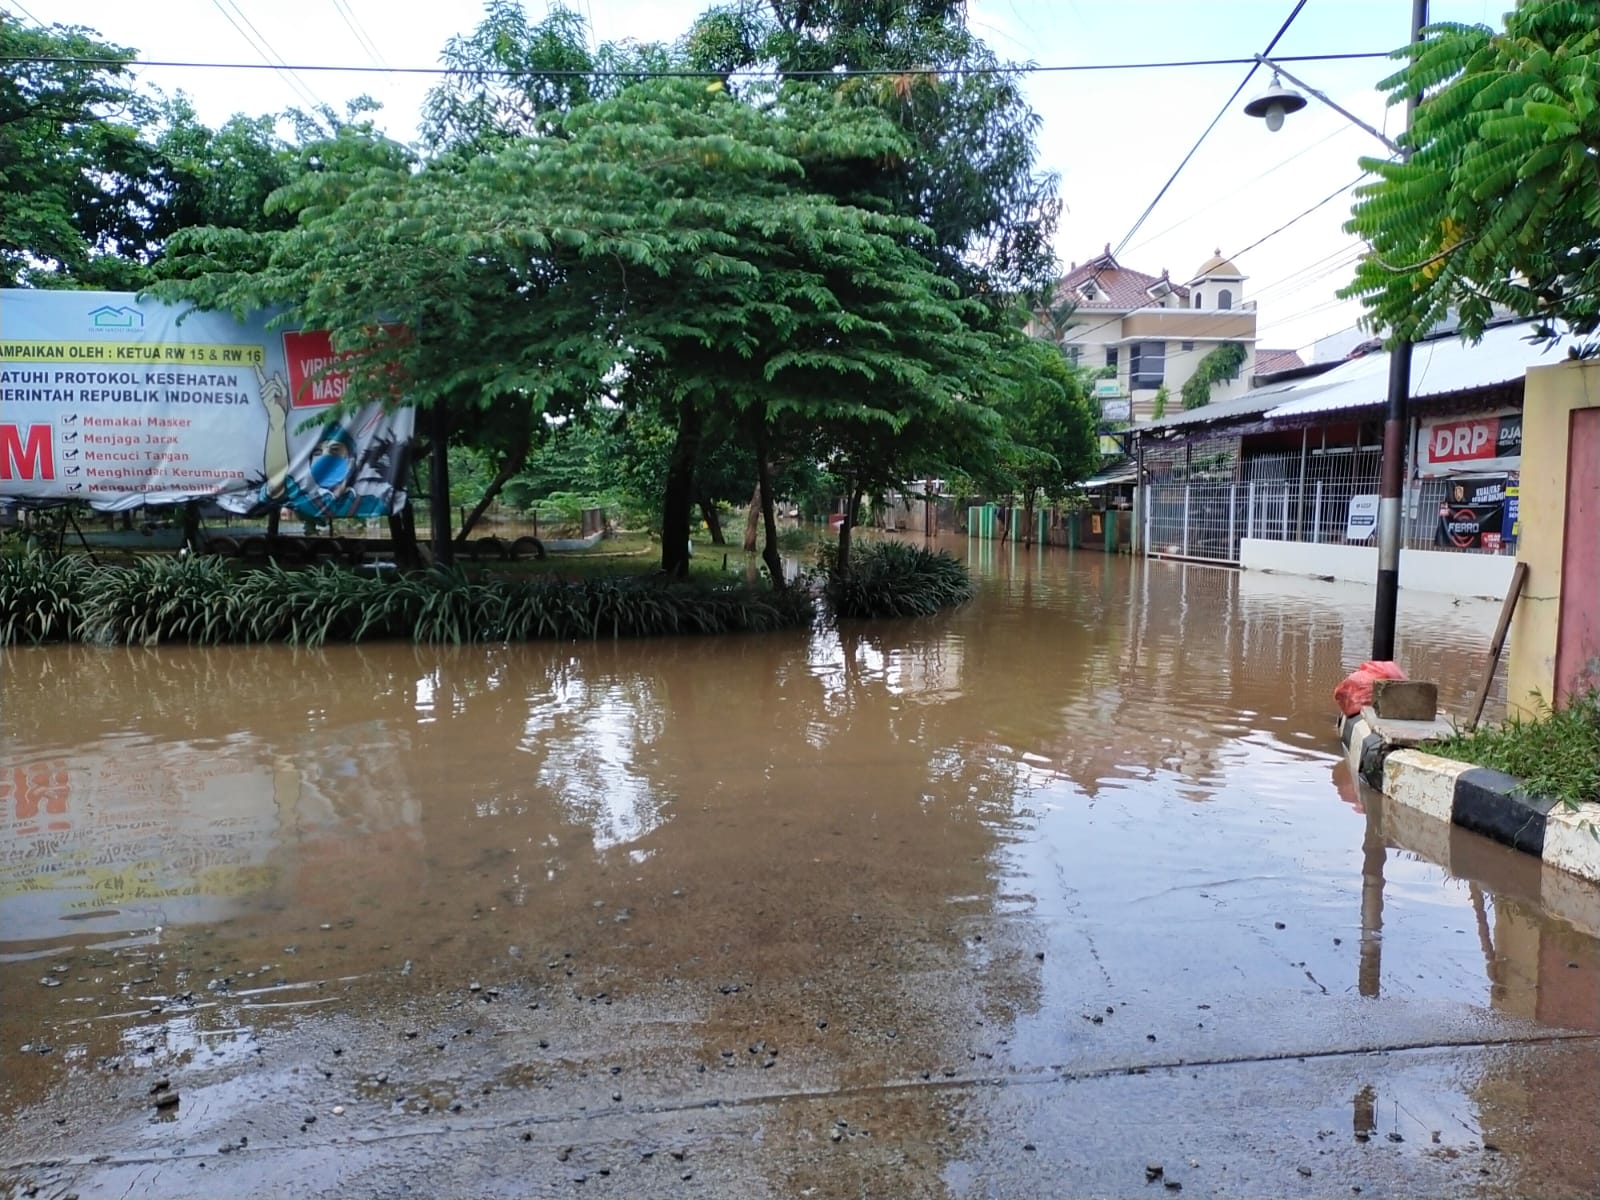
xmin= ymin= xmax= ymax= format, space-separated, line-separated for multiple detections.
xmin=1555 ymin=407 xmax=1600 ymax=704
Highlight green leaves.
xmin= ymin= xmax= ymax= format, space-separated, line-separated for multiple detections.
xmin=1343 ymin=1 xmax=1600 ymax=347
xmin=824 ymin=541 xmax=974 ymax=619
xmin=1180 ymin=342 xmax=1248 ymax=411
xmin=0 ymin=553 xmax=816 ymax=647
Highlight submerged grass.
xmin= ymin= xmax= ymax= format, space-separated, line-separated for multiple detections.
xmin=825 ymin=541 xmax=974 ymax=620
xmin=1428 ymin=690 xmax=1600 ymax=812
xmin=0 ymin=551 xmax=815 ymax=648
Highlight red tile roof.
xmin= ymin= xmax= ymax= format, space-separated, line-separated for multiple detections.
xmin=1053 ymin=248 xmax=1190 ymax=311
xmin=1254 ymin=348 xmax=1307 ymax=376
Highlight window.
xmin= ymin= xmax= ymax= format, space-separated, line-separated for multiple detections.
xmin=1065 ymin=344 xmax=1082 ymax=365
xmin=1104 ymin=346 xmax=1119 ymax=371
xmin=1193 ymin=291 xmax=1203 ymax=309
xmin=1181 ymin=340 xmax=1195 ymax=351
xmin=1218 ymin=289 xmax=1233 ymax=310
xmin=1128 ymin=341 xmax=1165 ymax=389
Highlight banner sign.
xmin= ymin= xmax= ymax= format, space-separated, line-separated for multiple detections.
xmin=0 ymin=290 xmax=414 ymax=516
xmin=1418 ymin=409 xmax=1521 ymax=477
xmin=1435 ymin=475 xmax=1507 ymax=550
xmin=1345 ymin=494 xmax=1379 ymax=541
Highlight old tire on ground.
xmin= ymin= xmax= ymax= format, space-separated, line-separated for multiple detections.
xmin=511 ymin=535 xmax=546 ymax=561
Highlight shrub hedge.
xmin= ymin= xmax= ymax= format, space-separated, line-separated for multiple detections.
xmin=825 ymin=541 xmax=974 ymax=619
xmin=0 ymin=551 xmax=816 ymax=647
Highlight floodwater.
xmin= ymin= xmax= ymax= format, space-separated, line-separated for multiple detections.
xmin=3 ymin=541 xmax=1598 ymax=1199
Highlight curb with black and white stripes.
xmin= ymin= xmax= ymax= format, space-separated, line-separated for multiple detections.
xmin=1340 ymin=713 xmax=1600 ymax=884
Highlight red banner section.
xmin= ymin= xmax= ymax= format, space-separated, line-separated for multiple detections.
xmin=281 ymin=327 xmax=404 ymax=409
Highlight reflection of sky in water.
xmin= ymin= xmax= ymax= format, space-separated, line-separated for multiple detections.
xmin=524 ymin=678 xmax=665 ymax=851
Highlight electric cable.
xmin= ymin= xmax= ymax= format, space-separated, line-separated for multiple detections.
xmin=207 ymin=0 xmax=325 ymax=112
xmin=0 ymin=49 xmax=1393 ymax=78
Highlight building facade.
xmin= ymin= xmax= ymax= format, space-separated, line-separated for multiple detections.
xmin=1034 ymin=247 xmax=1260 ymax=422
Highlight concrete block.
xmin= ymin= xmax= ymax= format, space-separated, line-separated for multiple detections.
xmin=1372 ymin=679 xmax=1439 ymax=721
xmin=1542 ymin=802 xmax=1600 ymax=884
xmin=1383 ymin=750 xmax=1470 ymax=824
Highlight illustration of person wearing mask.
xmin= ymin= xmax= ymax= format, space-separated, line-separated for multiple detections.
xmin=255 ymin=365 xmax=398 ymax=518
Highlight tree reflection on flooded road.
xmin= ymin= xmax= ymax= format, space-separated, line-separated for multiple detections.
xmin=3 ymin=543 xmax=1597 ymax=1199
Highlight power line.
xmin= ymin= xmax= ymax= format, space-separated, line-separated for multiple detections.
xmin=1065 ymin=171 xmax=1371 ymax=347
xmin=1125 ymin=124 xmax=1353 ymax=255
xmin=0 ymin=48 xmax=1392 ymax=79
xmin=1111 ymin=0 xmax=1309 ymax=261
xmin=2 ymin=2 xmax=43 ymax=25
xmin=1060 ymin=0 xmax=1316 ymax=326
xmin=207 ymin=0 xmax=324 ymax=112
xmin=331 ymin=0 xmax=389 ymax=70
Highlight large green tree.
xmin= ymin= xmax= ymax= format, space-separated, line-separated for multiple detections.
xmin=1342 ymin=1 xmax=1600 ymax=346
xmin=154 ymin=79 xmax=1018 ymax=582
xmin=1 ymin=20 xmax=155 ymax=287
xmin=682 ymin=0 xmax=1061 ymax=302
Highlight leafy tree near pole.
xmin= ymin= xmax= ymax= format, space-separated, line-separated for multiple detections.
xmin=1341 ymin=2 xmax=1600 ymax=346
xmin=1 ymin=20 xmax=157 ymax=287
xmin=992 ymin=338 xmax=1100 ymax=545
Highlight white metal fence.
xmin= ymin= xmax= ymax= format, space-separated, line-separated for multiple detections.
xmin=1142 ymin=444 xmax=1516 ymax=564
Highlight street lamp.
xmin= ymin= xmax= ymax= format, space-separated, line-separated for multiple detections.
xmin=1242 ymin=0 xmax=1428 ymax=663
xmin=1241 ymin=73 xmax=1307 ymax=132
xmin=1244 ymin=60 xmax=1401 ymax=155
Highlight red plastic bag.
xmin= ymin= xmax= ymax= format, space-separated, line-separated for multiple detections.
xmin=1334 ymin=661 xmax=1407 ymax=717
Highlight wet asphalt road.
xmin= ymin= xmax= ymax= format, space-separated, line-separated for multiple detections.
xmin=4 ymin=547 xmax=1598 ymax=1198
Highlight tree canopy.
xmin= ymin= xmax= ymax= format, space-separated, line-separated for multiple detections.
xmin=1342 ymin=1 xmax=1600 ymax=347
xmin=154 ymin=76 xmax=1034 ymax=572
xmin=1 ymin=20 xmax=153 ymax=287
xmin=7 ymin=2 xmax=1089 ymax=584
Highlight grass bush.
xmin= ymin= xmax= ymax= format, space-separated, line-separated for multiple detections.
xmin=0 ymin=549 xmax=93 ymax=644
xmin=0 ymin=553 xmax=815 ymax=648
xmin=1429 ymin=690 xmax=1600 ymax=811
xmin=825 ymin=541 xmax=974 ymax=620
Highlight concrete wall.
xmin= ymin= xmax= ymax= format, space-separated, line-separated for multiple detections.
xmin=1508 ymin=360 xmax=1600 ymax=718
xmin=1239 ymin=537 xmax=1517 ymax=599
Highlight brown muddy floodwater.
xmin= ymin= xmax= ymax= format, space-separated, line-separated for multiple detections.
xmin=3 ymin=541 xmax=1599 ymax=1200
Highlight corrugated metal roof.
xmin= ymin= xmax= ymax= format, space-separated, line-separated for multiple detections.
xmin=1265 ymin=321 xmax=1569 ymax=420
xmin=1133 ymin=374 xmax=1338 ymax=433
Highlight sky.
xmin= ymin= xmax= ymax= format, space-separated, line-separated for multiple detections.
xmin=20 ymin=0 xmax=1510 ymax=356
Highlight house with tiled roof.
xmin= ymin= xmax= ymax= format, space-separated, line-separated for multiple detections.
xmin=1032 ymin=247 xmax=1261 ymax=422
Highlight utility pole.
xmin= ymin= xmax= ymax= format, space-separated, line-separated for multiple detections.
xmin=1371 ymin=0 xmax=1429 ymax=662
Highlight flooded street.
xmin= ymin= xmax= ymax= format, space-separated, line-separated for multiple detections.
xmin=4 ymin=542 xmax=1598 ymax=1199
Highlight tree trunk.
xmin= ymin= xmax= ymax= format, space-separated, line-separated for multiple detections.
xmin=742 ymin=479 xmax=762 ymax=552
xmin=755 ymin=432 xmax=785 ymax=590
xmin=1022 ymin=492 xmax=1036 ymax=547
xmin=660 ymin=397 xmax=702 ymax=577
xmin=456 ymin=401 xmax=531 ymax=542
xmin=837 ymin=480 xmax=862 ymax=576
xmin=456 ymin=443 xmax=527 ymax=542
xmin=181 ymin=501 xmax=202 ymax=551
xmin=699 ymin=494 xmax=726 ymax=546
xmin=390 ymin=501 xmax=421 ymax=570
xmin=428 ymin=407 xmax=454 ymax=568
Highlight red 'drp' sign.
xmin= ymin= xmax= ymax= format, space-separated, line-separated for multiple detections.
xmin=281 ymin=328 xmax=405 ymax=408
xmin=1427 ymin=416 xmax=1502 ymax=464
